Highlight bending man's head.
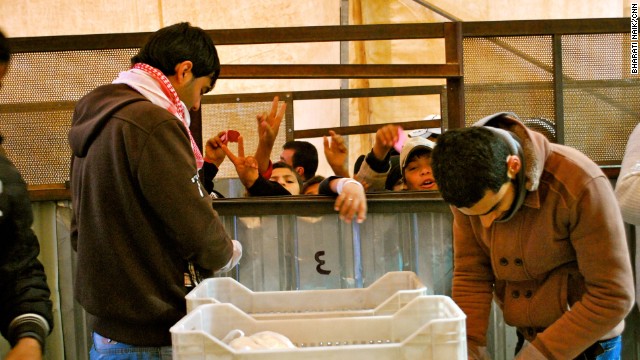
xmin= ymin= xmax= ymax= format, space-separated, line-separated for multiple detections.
xmin=432 ymin=126 xmax=513 ymax=210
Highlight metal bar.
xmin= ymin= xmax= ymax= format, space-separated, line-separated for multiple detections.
xmin=284 ymin=95 xmax=295 ymax=142
xmin=201 ymin=92 xmax=291 ymax=104
xmin=563 ymin=79 xmax=640 ymax=88
xmin=486 ymin=37 xmax=554 ymax=74
xmin=206 ymin=23 xmax=446 ymax=44
xmin=8 ymin=33 xmax=148 ymax=53
xmin=411 ymin=0 xmax=462 ymax=22
xmin=209 ymin=192 xmax=450 ymax=216
xmin=9 ymin=19 xmax=627 ymax=53
xmin=465 ymin=79 xmax=640 ymax=90
xmin=0 ymin=101 xmax=76 ymax=113
xmin=27 ymin=185 xmax=70 ymax=202
xmin=553 ymin=34 xmax=565 ymax=145
xmin=439 ymin=87 xmax=448 ymax=130
xmin=293 ymin=119 xmax=442 ymax=139
xmin=290 ymin=86 xmax=443 ymax=100
xmin=219 ymin=64 xmax=462 ymax=79
xmin=444 ymin=22 xmax=465 ymax=129
xmin=352 ymin=222 xmax=363 ymax=288
xmin=340 ymin=0 xmax=350 ymax=131
xmin=9 ymin=23 xmax=446 ymax=53
xmin=463 ymin=18 xmax=629 ymax=37
xmin=27 ymin=160 xmax=621 ymax=203
xmin=201 ymin=86 xmax=443 ymax=105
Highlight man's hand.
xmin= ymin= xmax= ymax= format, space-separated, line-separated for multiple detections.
xmin=323 ymin=130 xmax=349 ymax=177
xmin=204 ymin=131 xmax=227 ymax=167
xmin=330 ymin=178 xmax=367 ymax=224
xmin=255 ymin=96 xmax=287 ymax=175
xmin=221 ymin=136 xmax=259 ymax=189
xmin=373 ymin=124 xmax=400 ymax=160
xmin=6 ymin=337 xmax=42 ymax=360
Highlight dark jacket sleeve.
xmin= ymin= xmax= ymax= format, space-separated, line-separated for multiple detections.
xmin=318 ymin=176 xmax=341 ymax=195
xmin=0 ymin=155 xmax=53 ymax=349
xmin=199 ymin=161 xmax=219 ymax=195
xmin=247 ymin=176 xmax=292 ymax=196
xmin=365 ymin=149 xmax=392 ymax=173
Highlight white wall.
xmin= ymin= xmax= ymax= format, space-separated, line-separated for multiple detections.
xmin=0 ymin=1 xmax=627 ymax=178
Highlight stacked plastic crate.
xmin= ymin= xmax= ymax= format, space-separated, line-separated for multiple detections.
xmin=170 ymin=271 xmax=467 ymax=359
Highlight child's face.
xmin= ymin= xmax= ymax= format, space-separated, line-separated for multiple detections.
xmin=403 ymin=156 xmax=438 ymax=191
xmin=270 ymin=168 xmax=301 ymax=195
xmin=303 ymin=183 xmax=320 ymax=195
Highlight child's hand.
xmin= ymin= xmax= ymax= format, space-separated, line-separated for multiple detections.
xmin=204 ymin=131 xmax=227 ymax=167
xmin=373 ymin=125 xmax=400 ymax=160
xmin=323 ymin=130 xmax=349 ymax=177
xmin=221 ymin=136 xmax=259 ymax=188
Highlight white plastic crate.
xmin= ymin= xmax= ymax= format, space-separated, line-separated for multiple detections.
xmin=185 ymin=271 xmax=427 ymax=318
xmin=171 ymin=295 xmax=466 ymax=360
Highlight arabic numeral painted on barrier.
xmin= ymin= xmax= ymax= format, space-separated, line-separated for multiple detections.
xmin=314 ymin=250 xmax=331 ymax=275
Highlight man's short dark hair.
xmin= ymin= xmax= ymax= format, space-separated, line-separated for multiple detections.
xmin=0 ymin=30 xmax=10 ymax=64
xmin=283 ymin=140 xmax=318 ymax=179
xmin=132 ymin=22 xmax=220 ymax=83
xmin=432 ymin=127 xmax=510 ymax=208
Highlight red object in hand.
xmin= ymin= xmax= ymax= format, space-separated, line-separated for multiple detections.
xmin=221 ymin=130 xmax=241 ymax=143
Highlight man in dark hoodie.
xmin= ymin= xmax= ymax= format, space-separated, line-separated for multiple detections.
xmin=0 ymin=29 xmax=53 ymax=360
xmin=68 ymin=23 xmax=241 ymax=359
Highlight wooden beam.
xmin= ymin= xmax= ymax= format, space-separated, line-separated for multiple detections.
xmin=219 ymin=64 xmax=462 ymax=79
xmin=9 ymin=23 xmax=446 ymax=53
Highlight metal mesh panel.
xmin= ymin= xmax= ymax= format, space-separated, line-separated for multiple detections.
xmin=562 ymin=33 xmax=640 ymax=163
xmin=1 ymin=111 xmax=73 ymax=185
xmin=463 ymin=36 xmax=555 ymax=129
xmin=201 ymin=100 xmax=287 ymax=179
xmin=464 ymin=33 xmax=640 ymax=164
xmin=1 ymin=49 xmax=137 ymax=103
xmin=0 ymin=49 xmax=138 ymax=185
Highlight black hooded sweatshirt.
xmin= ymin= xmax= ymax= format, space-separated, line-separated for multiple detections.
xmin=68 ymin=84 xmax=233 ymax=346
xmin=0 ymin=148 xmax=53 ymax=349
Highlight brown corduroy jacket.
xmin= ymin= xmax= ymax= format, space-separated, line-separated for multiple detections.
xmin=453 ymin=115 xmax=634 ymax=360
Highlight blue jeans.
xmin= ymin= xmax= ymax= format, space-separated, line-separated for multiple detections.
xmin=516 ymin=333 xmax=621 ymax=360
xmin=576 ymin=335 xmax=622 ymax=360
xmin=90 ymin=332 xmax=172 ymax=360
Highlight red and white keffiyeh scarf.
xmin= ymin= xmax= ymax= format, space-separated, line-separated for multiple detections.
xmin=113 ymin=63 xmax=204 ymax=169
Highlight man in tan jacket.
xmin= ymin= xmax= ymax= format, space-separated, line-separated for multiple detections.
xmin=432 ymin=112 xmax=634 ymax=359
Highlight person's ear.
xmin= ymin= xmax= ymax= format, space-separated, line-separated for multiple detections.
xmin=506 ymin=155 xmax=521 ymax=179
xmin=295 ymin=166 xmax=305 ymax=178
xmin=173 ymin=61 xmax=194 ymax=84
